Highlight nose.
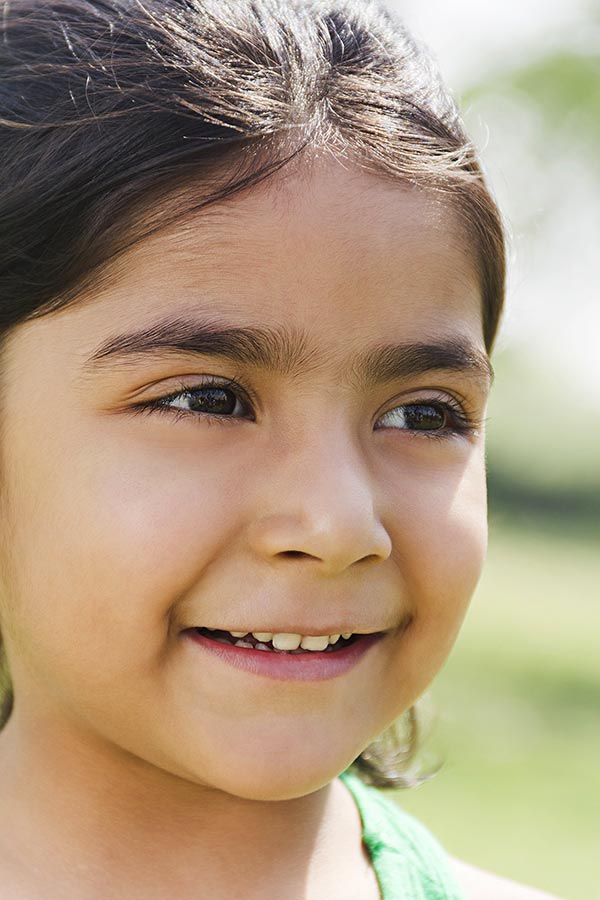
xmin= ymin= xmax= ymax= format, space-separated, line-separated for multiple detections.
xmin=247 ymin=433 xmax=392 ymax=575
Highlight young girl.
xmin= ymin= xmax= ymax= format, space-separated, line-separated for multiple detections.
xmin=0 ymin=1 xmax=561 ymax=898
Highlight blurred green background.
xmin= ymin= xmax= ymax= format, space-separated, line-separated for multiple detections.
xmin=385 ymin=2 xmax=600 ymax=898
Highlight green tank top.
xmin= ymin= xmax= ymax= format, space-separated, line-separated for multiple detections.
xmin=339 ymin=769 xmax=466 ymax=900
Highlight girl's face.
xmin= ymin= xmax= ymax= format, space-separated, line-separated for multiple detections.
xmin=0 ymin=157 xmax=491 ymax=799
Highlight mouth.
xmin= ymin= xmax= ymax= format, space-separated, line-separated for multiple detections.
xmin=183 ymin=626 xmax=387 ymax=682
xmin=189 ymin=627 xmax=366 ymax=653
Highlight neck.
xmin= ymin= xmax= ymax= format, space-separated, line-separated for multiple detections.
xmin=0 ymin=707 xmax=369 ymax=900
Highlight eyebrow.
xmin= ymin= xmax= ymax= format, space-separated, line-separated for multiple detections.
xmin=84 ymin=315 xmax=493 ymax=387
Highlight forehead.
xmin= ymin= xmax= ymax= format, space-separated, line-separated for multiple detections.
xmin=24 ymin=155 xmax=486 ymax=387
xmin=82 ymin=155 xmax=482 ymax=338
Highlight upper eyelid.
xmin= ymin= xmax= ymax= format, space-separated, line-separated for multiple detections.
xmin=151 ymin=376 xmax=471 ymax=403
xmin=159 ymin=375 xmax=257 ymax=407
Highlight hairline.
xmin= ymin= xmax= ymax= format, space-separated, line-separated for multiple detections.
xmin=52 ymin=141 xmax=491 ymax=347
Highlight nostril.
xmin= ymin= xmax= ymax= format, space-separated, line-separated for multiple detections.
xmin=280 ymin=550 xmax=312 ymax=559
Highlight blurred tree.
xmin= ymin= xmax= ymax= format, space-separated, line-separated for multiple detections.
xmin=458 ymin=44 xmax=600 ymax=522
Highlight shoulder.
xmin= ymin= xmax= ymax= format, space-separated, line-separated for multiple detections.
xmin=449 ymin=857 xmax=565 ymax=900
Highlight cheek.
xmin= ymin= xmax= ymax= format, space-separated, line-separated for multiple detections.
xmin=0 ymin=428 xmax=246 ymax=680
xmin=384 ymin=446 xmax=487 ymax=691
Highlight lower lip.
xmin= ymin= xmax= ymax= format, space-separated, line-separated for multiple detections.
xmin=183 ymin=631 xmax=385 ymax=682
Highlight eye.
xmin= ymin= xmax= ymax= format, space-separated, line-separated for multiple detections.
xmin=130 ymin=378 xmax=255 ymax=426
xmin=375 ymin=399 xmax=478 ymax=439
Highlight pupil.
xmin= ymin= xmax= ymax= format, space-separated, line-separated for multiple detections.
xmin=405 ymin=404 xmax=445 ymax=430
xmin=188 ymin=387 xmax=236 ymax=415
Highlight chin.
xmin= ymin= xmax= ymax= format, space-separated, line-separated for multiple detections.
xmin=185 ymin=742 xmax=360 ymax=801
xmin=216 ymin=770 xmax=338 ymax=802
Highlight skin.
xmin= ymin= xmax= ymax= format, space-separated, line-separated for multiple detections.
xmin=0 ymin=153 xmax=493 ymax=899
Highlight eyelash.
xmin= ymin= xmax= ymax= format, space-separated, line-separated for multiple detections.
xmin=128 ymin=377 xmax=482 ymax=440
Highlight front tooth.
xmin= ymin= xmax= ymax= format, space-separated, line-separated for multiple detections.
xmin=329 ymin=634 xmax=340 ymax=644
xmin=229 ymin=631 xmax=248 ymax=638
xmin=252 ymin=632 xmax=273 ymax=642
xmin=272 ymin=633 xmax=302 ymax=650
xmin=341 ymin=632 xmax=353 ymax=640
xmin=300 ymin=635 xmax=330 ymax=651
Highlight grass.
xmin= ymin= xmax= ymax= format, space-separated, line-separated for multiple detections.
xmin=390 ymin=519 xmax=599 ymax=900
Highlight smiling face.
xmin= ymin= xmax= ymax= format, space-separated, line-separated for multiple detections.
xmin=0 ymin=155 xmax=490 ymax=799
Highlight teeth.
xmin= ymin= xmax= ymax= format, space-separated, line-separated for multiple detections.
xmin=251 ymin=632 xmax=273 ymax=642
xmin=270 ymin=633 xmax=354 ymax=651
xmin=204 ymin=628 xmax=357 ymax=650
xmin=233 ymin=640 xmax=254 ymax=649
xmin=300 ymin=635 xmax=330 ymax=651
xmin=272 ymin=633 xmax=302 ymax=651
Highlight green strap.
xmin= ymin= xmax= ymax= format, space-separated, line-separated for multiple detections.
xmin=339 ymin=769 xmax=467 ymax=900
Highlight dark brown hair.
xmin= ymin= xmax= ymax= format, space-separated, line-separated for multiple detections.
xmin=0 ymin=0 xmax=505 ymax=787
